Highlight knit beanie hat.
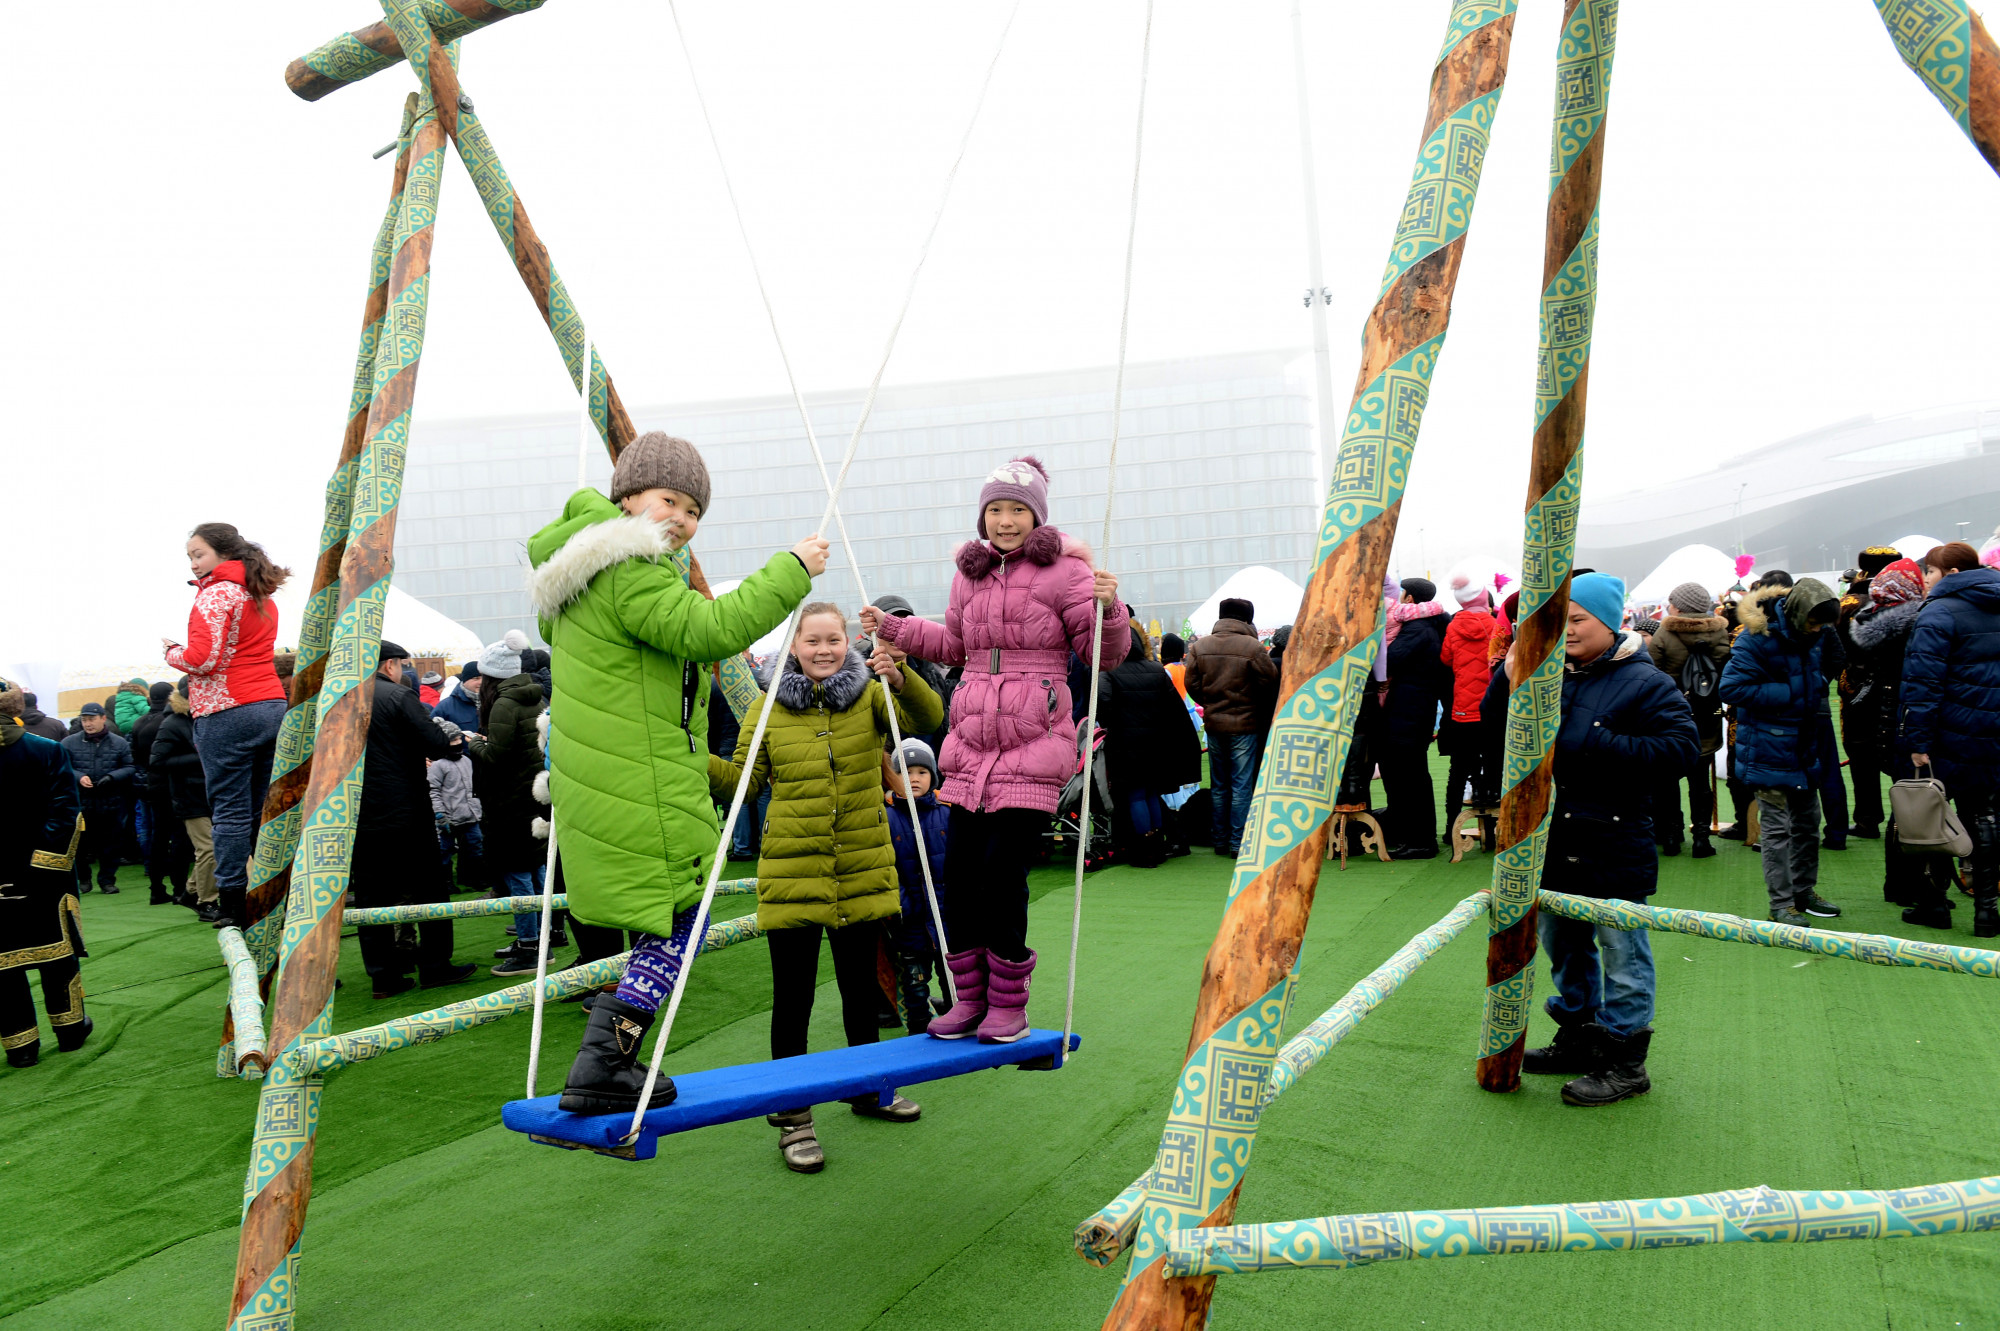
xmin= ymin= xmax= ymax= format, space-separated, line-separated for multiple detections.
xmin=611 ymin=430 xmax=711 ymax=515
xmin=873 ymin=594 xmax=916 ymax=618
xmin=1668 ymin=581 xmax=1711 ymax=616
xmin=1857 ymin=545 xmax=1902 ymax=576
xmin=1159 ymin=632 xmax=1185 ymax=664
xmin=478 ymin=629 xmax=529 ymax=680
xmin=976 ymin=457 xmax=1050 ymax=538
xmin=1870 ymin=558 xmax=1925 ymax=607
xmin=1569 ymin=572 xmax=1626 ymax=632
xmin=1400 ymin=577 xmax=1436 ymax=605
xmin=459 ymin=661 xmax=481 ymax=681
xmin=894 ymin=738 xmax=941 ymax=790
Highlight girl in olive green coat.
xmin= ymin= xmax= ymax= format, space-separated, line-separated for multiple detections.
xmin=711 ymin=602 xmax=941 ymax=1170
xmin=529 ymin=431 xmax=829 ymax=1116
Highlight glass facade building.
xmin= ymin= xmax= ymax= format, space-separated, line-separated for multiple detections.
xmin=395 ymin=349 xmax=1322 ymax=647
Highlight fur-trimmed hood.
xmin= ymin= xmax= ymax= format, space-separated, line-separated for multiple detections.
xmin=774 ymin=648 xmax=871 ymax=712
xmin=1850 ymin=597 xmax=1923 ymax=650
xmin=528 ymin=507 xmax=675 ymax=621
xmin=954 ymin=526 xmax=1095 ymax=580
xmin=1734 ymin=584 xmax=1789 ymax=637
xmin=1660 ymin=614 xmax=1727 ymax=635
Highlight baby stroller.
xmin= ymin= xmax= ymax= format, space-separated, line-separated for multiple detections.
xmin=1049 ymin=722 xmax=1116 ymax=869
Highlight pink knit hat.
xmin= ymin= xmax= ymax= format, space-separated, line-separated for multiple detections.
xmin=976 ymin=456 xmax=1050 ymax=539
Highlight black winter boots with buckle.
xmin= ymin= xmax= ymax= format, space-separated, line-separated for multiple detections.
xmin=1559 ymin=1024 xmax=1653 ymax=1107
xmin=1521 ymin=1021 xmax=1599 ymax=1077
xmin=559 ymin=994 xmax=674 ymax=1115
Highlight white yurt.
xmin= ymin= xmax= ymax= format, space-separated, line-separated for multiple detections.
xmin=266 ymin=582 xmax=484 ymax=664
xmin=1628 ymin=543 xmax=1743 ymax=606
xmin=1185 ymin=567 xmax=1306 ymax=638
xmin=1890 ymin=534 xmax=1945 ymax=563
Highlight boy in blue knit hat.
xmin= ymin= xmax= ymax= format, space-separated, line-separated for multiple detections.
xmin=1521 ymin=573 xmax=1700 ymax=1107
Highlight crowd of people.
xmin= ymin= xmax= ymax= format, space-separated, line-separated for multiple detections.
xmin=5 ymin=435 xmax=1997 ymax=1146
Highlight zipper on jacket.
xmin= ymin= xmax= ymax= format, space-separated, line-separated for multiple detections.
xmin=681 ymin=661 xmax=697 ymax=753
xmin=1043 ymin=678 xmax=1057 ymax=735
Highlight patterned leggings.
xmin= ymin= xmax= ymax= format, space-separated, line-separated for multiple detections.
xmin=611 ymin=907 xmax=702 ymax=1014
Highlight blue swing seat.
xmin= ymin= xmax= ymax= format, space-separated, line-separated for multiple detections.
xmin=503 ymin=1029 xmax=1081 ymax=1160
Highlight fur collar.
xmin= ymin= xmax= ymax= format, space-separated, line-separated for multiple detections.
xmin=1660 ymin=614 xmax=1727 ymax=634
xmin=774 ymin=649 xmax=871 ymax=712
xmin=954 ymin=526 xmax=1093 ymax=580
xmin=528 ymin=514 xmax=673 ymax=620
xmin=1850 ymin=598 xmax=1923 ymax=650
xmin=1735 ymin=584 xmax=1788 ymax=637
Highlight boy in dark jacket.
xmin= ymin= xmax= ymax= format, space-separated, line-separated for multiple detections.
xmin=885 ymin=738 xmax=949 ymax=1036
xmin=1720 ymin=579 xmax=1844 ymax=925
xmin=1522 ymin=574 xmax=1699 ymax=1108
xmin=1901 ymin=543 xmax=2000 ymax=936
xmin=151 ymin=681 xmax=216 ymax=917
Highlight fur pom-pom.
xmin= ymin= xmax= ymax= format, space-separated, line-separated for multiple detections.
xmin=532 ymin=769 xmax=551 ymax=805
xmin=1016 ymin=455 xmax=1048 ymax=482
xmin=535 ymin=710 xmax=550 ymax=746
xmin=503 ymin=628 xmax=529 ymax=652
xmin=1022 ymin=524 xmax=1064 ymax=566
xmin=530 ymin=816 xmax=550 ymax=840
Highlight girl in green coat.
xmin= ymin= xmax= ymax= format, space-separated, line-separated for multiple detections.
xmin=526 ymin=431 xmax=828 ymax=1115
xmin=710 ymin=602 xmax=942 ymax=1171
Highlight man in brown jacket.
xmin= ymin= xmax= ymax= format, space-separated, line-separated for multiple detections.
xmin=1185 ymin=598 xmax=1279 ymax=856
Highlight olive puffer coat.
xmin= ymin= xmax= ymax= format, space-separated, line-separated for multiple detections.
xmin=873 ymin=526 xmax=1129 ymax=815
xmin=713 ymin=650 xmax=942 ymax=932
xmin=528 ymin=488 xmax=812 ymax=937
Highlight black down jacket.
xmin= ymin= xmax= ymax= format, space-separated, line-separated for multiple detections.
xmin=1095 ymin=644 xmax=1203 ymax=798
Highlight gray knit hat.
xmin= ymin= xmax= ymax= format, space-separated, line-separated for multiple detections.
xmin=1668 ymin=581 xmax=1712 ymax=616
xmin=894 ymin=738 xmax=941 ymax=790
xmin=611 ymin=430 xmax=711 ymax=515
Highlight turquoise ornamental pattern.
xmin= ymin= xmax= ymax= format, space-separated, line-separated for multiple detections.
xmin=1874 ymin=0 xmax=1974 ymax=134
xmin=1476 ymin=0 xmax=1614 ymax=1070
xmin=294 ymin=1 xmax=545 ymax=95
xmin=1162 ymin=1177 xmax=2000 ymax=1276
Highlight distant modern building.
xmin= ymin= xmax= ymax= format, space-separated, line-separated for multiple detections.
xmin=1577 ymin=403 xmax=2000 ymax=582
xmin=395 ymin=349 xmax=1324 ymax=646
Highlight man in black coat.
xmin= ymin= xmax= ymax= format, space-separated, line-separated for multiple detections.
xmin=20 ymin=694 xmax=65 ymax=743
xmin=129 ymin=681 xmax=186 ymax=904
xmin=349 ymin=643 xmax=476 ymax=999
xmin=59 ymin=704 xmax=133 ymax=895
xmin=0 ymin=683 xmax=92 ymax=1066
xmin=1522 ymin=574 xmax=1699 ymax=1107
xmin=151 ymin=680 xmax=216 ymax=918
xmin=1096 ymin=630 xmax=1203 ymax=866
xmin=1380 ymin=579 xmax=1453 ymax=859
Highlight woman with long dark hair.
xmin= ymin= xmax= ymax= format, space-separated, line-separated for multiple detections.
xmin=162 ymin=523 xmax=291 ymax=927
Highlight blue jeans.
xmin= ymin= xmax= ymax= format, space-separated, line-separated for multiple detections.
xmin=501 ymin=864 xmax=547 ymax=942
xmin=437 ymin=821 xmax=485 ymax=887
xmin=726 ymin=784 xmax=766 ymax=859
xmin=1207 ymin=732 xmax=1263 ymax=853
xmin=194 ymin=698 xmax=287 ymax=894
xmin=1125 ymin=788 xmax=1163 ymax=836
xmin=1538 ymin=906 xmax=1655 ymax=1038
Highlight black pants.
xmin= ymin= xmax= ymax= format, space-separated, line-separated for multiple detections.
xmin=767 ymin=919 xmax=882 ymax=1063
xmin=75 ymin=804 xmax=122 ymax=891
xmin=1378 ymin=742 xmax=1437 ymax=850
xmin=0 ymin=954 xmax=84 ymax=1055
xmin=1439 ymin=720 xmax=1488 ymax=829
xmin=1653 ymin=753 xmax=1716 ymax=845
xmin=1847 ymin=743 xmax=1885 ymax=832
xmin=942 ymin=807 xmax=1043 ymax=963
xmin=1960 ymin=789 xmax=2000 ymax=903
xmin=349 ymin=823 xmax=456 ymax=981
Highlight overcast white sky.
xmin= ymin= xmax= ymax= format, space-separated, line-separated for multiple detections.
xmin=4 ymin=0 xmax=1994 ymax=662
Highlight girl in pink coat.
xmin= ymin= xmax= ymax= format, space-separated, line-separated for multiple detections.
xmin=861 ymin=457 xmax=1126 ymax=1043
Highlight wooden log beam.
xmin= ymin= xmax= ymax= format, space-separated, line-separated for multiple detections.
xmin=227 ymin=8 xmax=450 ymax=1325
xmin=1102 ymin=5 xmax=1519 ymax=1325
xmin=1872 ymin=1 xmax=2000 ymax=177
xmin=1475 ymin=0 xmax=1618 ymax=1093
xmin=284 ymin=0 xmax=543 ymax=101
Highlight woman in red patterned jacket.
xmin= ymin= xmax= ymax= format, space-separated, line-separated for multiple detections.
xmin=161 ymin=523 xmax=290 ymax=927
xmin=1438 ymin=576 xmax=1498 ymax=837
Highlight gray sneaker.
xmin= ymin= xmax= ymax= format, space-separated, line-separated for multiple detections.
xmin=1769 ymin=906 xmax=1810 ymax=925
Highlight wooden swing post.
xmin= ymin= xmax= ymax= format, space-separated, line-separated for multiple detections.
xmin=1103 ymin=4 xmax=1519 ymax=1324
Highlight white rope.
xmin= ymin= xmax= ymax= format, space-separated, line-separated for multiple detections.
xmin=1063 ymin=0 xmax=1154 ymax=1063
xmin=526 ymin=330 xmax=597 ymax=1097
xmin=620 ymin=3 xmax=1017 ymax=1143
xmin=661 ymin=0 xmax=1021 ymax=1010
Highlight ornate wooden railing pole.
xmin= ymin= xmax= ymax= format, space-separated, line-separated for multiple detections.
xmin=226 ymin=5 xmax=450 ymax=1324
xmin=1475 ymin=0 xmax=1618 ymax=1093
xmin=1103 ymin=4 xmax=1519 ymax=1325
xmin=1871 ymin=0 xmax=2000 ymax=176
xmin=285 ymin=0 xmax=544 ymax=101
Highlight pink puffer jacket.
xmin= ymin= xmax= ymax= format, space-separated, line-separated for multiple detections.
xmin=876 ymin=526 xmax=1130 ymax=814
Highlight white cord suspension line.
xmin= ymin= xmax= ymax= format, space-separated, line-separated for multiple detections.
xmin=621 ymin=4 xmax=1018 ymax=1142
xmin=526 ymin=331 xmax=597 ymax=1099
xmin=1063 ymin=0 xmax=1154 ymax=1064
xmin=662 ymin=0 xmax=1022 ymax=1013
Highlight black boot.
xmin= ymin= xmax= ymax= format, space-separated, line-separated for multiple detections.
xmin=1903 ymin=903 xmax=1956 ymax=930
xmin=559 ymin=994 xmax=673 ymax=1115
xmin=1128 ymin=831 xmax=1167 ymax=868
xmin=1522 ymin=1021 xmax=1599 ymax=1076
xmin=6 ymin=1038 xmax=38 ymax=1068
xmin=1690 ymin=833 xmax=1716 ymax=860
xmin=897 ymin=951 xmax=934 ymax=1038
xmin=212 ymin=889 xmax=245 ymax=929
xmin=1975 ymin=890 xmax=1999 ymax=940
xmin=149 ymin=882 xmax=173 ymax=905
xmin=1560 ymin=1025 xmax=1652 ymax=1106
xmin=54 ymin=1016 xmax=93 ymax=1053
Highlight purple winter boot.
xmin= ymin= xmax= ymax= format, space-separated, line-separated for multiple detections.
xmin=977 ymin=949 xmax=1037 ymax=1043
xmin=926 ymin=949 xmax=989 ymax=1040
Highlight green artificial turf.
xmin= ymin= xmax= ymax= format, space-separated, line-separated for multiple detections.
xmin=5 ymin=782 xmax=1999 ymax=1330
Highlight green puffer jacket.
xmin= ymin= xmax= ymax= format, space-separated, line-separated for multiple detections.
xmin=713 ymin=650 xmax=942 ymax=932
xmin=527 ymin=489 xmax=812 ymax=937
